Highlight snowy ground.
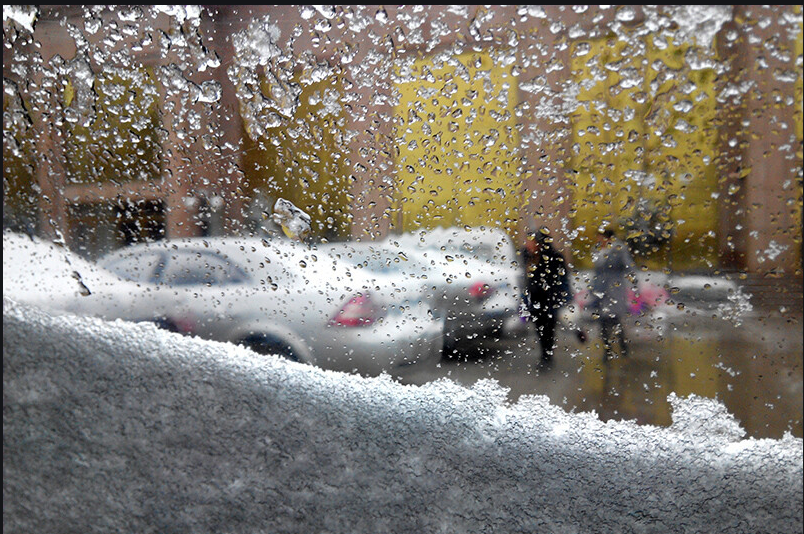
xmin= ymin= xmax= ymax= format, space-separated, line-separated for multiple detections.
xmin=3 ymin=297 xmax=802 ymax=533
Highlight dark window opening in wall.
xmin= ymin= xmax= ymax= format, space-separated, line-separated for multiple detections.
xmin=68 ymin=202 xmax=118 ymax=261
xmin=196 ymin=196 xmax=212 ymax=237
xmin=67 ymin=199 xmax=165 ymax=260
xmin=3 ymin=79 xmax=37 ymax=237
xmin=192 ymin=194 xmax=225 ymax=237
xmin=116 ymin=199 xmax=165 ymax=247
xmin=2 ymin=183 xmax=38 ymax=237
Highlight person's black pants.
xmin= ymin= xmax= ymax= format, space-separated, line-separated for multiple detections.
xmin=532 ymin=309 xmax=557 ymax=362
xmin=600 ymin=315 xmax=628 ymax=359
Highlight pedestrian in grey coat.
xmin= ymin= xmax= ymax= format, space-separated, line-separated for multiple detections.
xmin=591 ymin=228 xmax=637 ymax=361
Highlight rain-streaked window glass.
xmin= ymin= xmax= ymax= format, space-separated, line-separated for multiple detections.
xmin=3 ymin=5 xmax=802 ymax=532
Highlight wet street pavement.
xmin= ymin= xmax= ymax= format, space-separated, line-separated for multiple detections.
xmin=398 ymin=310 xmax=803 ymax=440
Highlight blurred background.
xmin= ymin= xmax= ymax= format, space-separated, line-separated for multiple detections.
xmin=3 ymin=5 xmax=802 ymax=438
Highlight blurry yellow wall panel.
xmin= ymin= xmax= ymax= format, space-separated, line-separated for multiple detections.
xmin=569 ymin=37 xmax=653 ymax=263
xmin=394 ymin=50 xmax=520 ymax=234
xmin=242 ymin=75 xmax=350 ymax=239
xmin=644 ymin=43 xmax=719 ymax=270
xmin=570 ymin=35 xmax=719 ymax=270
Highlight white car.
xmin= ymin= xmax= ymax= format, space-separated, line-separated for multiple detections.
xmin=98 ymin=237 xmax=444 ymax=375
xmin=3 ymin=231 xmax=186 ymax=325
xmin=321 ymin=241 xmax=437 ymax=307
xmin=328 ymin=227 xmax=524 ymax=352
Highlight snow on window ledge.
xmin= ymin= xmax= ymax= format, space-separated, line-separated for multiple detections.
xmin=3 ymin=297 xmax=802 ymax=533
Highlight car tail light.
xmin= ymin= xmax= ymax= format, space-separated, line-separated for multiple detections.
xmin=173 ymin=316 xmax=196 ymax=334
xmin=151 ymin=315 xmax=195 ymax=334
xmin=468 ymin=281 xmax=494 ymax=300
xmin=330 ymin=293 xmax=384 ymax=327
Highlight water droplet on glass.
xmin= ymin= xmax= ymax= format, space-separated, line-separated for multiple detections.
xmin=375 ymin=8 xmax=389 ymax=24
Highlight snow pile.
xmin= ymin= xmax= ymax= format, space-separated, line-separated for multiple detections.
xmin=4 ymin=298 xmax=802 ymax=533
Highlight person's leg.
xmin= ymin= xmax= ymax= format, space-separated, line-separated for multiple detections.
xmin=616 ymin=317 xmax=629 ymax=357
xmin=600 ymin=316 xmax=615 ymax=361
xmin=541 ymin=311 xmax=557 ymax=362
xmin=533 ymin=310 xmax=556 ymax=363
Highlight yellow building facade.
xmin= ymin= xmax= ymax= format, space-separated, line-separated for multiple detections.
xmin=3 ymin=6 xmax=801 ymax=276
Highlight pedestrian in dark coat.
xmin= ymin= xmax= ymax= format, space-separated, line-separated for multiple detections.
xmin=522 ymin=229 xmax=573 ymax=366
